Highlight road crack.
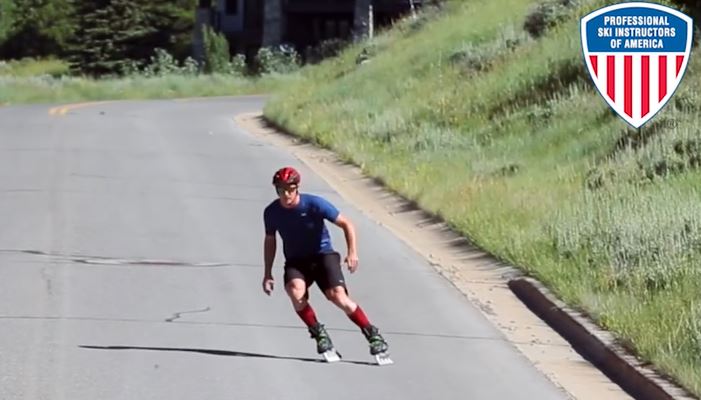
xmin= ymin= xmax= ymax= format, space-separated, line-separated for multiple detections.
xmin=0 ymin=249 xmax=229 ymax=267
xmin=165 ymin=307 xmax=211 ymax=322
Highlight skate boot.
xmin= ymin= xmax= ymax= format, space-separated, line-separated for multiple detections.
xmin=362 ymin=325 xmax=393 ymax=366
xmin=308 ymin=323 xmax=341 ymax=363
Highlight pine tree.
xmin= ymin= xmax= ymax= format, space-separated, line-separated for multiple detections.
xmin=0 ymin=1 xmax=17 ymax=44
xmin=0 ymin=0 xmax=76 ymax=59
xmin=139 ymin=0 xmax=198 ymax=61
xmin=67 ymin=0 xmax=153 ymax=76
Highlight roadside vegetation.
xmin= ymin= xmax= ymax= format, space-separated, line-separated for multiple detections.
xmin=0 ymin=55 xmax=295 ymax=105
xmin=264 ymin=0 xmax=701 ymax=395
xmin=0 ymin=0 xmax=302 ymax=105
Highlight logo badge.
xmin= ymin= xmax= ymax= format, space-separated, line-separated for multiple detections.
xmin=581 ymin=2 xmax=693 ymax=128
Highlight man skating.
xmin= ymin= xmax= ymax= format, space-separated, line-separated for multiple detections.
xmin=262 ymin=166 xmax=391 ymax=364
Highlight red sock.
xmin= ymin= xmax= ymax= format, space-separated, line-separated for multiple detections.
xmin=347 ymin=305 xmax=371 ymax=329
xmin=296 ymin=304 xmax=318 ymax=327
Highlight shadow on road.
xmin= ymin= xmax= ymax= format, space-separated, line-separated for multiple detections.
xmin=79 ymin=345 xmax=376 ymax=366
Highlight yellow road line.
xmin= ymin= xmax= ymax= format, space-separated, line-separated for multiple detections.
xmin=48 ymin=101 xmax=110 ymax=117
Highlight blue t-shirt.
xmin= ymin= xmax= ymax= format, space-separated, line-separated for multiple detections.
xmin=264 ymin=193 xmax=340 ymax=259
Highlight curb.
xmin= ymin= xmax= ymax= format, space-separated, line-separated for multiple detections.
xmin=509 ymin=277 xmax=696 ymax=400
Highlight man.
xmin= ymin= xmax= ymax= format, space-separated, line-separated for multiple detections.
xmin=262 ymin=166 xmax=391 ymax=364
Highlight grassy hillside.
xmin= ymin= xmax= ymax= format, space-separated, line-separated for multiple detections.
xmin=264 ymin=0 xmax=701 ymax=395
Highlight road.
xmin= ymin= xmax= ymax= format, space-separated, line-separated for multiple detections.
xmin=0 ymin=97 xmax=569 ymax=399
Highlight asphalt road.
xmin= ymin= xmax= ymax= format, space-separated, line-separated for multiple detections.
xmin=0 ymin=97 xmax=569 ymax=399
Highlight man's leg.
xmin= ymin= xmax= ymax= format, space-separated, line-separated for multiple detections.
xmin=324 ymin=285 xmax=369 ymax=327
xmin=284 ymin=265 xmax=335 ymax=355
xmin=317 ymin=252 xmax=370 ymax=325
xmin=318 ymin=253 xmax=389 ymax=356
xmin=285 ymin=278 xmax=316 ymax=322
xmin=283 ymin=265 xmax=319 ymax=326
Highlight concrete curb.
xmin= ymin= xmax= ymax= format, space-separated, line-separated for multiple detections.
xmin=509 ymin=278 xmax=696 ymax=400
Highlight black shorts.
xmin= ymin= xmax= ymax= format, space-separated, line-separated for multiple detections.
xmin=284 ymin=252 xmax=347 ymax=294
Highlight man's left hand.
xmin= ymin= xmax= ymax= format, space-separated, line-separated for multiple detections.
xmin=345 ymin=252 xmax=359 ymax=273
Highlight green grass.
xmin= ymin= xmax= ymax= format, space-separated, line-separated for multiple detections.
xmin=264 ymin=0 xmax=701 ymax=395
xmin=0 ymin=58 xmax=295 ymax=105
xmin=0 ymin=57 xmax=70 ymax=77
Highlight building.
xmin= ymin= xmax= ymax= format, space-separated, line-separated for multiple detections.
xmin=194 ymin=0 xmax=421 ymax=61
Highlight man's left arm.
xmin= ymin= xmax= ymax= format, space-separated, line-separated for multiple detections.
xmin=333 ymin=213 xmax=359 ymax=272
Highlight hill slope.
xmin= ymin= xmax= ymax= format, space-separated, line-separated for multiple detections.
xmin=264 ymin=0 xmax=701 ymax=395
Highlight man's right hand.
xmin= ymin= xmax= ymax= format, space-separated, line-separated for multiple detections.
xmin=262 ymin=276 xmax=275 ymax=295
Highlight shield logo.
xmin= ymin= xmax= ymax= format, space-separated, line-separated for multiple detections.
xmin=581 ymin=2 xmax=693 ymax=128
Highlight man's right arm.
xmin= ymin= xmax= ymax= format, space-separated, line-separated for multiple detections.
xmin=263 ymin=234 xmax=276 ymax=278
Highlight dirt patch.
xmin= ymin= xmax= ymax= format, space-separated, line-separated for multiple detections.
xmin=234 ymin=111 xmax=631 ymax=400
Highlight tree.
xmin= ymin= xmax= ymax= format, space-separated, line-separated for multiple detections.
xmin=66 ymin=0 xmax=152 ymax=76
xmin=66 ymin=0 xmax=199 ymax=76
xmin=671 ymin=1 xmax=700 ymax=27
xmin=0 ymin=1 xmax=17 ymax=44
xmin=0 ymin=0 xmax=76 ymax=59
xmin=138 ymin=0 xmax=198 ymax=61
xmin=202 ymin=24 xmax=231 ymax=73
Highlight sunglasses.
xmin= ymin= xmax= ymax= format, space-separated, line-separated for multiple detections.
xmin=276 ymin=185 xmax=298 ymax=195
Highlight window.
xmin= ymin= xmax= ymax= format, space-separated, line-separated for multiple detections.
xmin=226 ymin=0 xmax=239 ymax=15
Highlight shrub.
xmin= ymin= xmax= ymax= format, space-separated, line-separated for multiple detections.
xmin=305 ymin=38 xmax=350 ymax=64
xmin=449 ymin=25 xmax=530 ymax=75
xmin=142 ymin=48 xmax=182 ymax=76
xmin=255 ymin=44 xmax=301 ymax=74
xmin=523 ymin=0 xmax=578 ymax=38
xmin=203 ymin=25 xmax=231 ymax=74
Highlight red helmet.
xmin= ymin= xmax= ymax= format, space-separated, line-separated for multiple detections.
xmin=272 ymin=166 xmax=301 ymax=186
